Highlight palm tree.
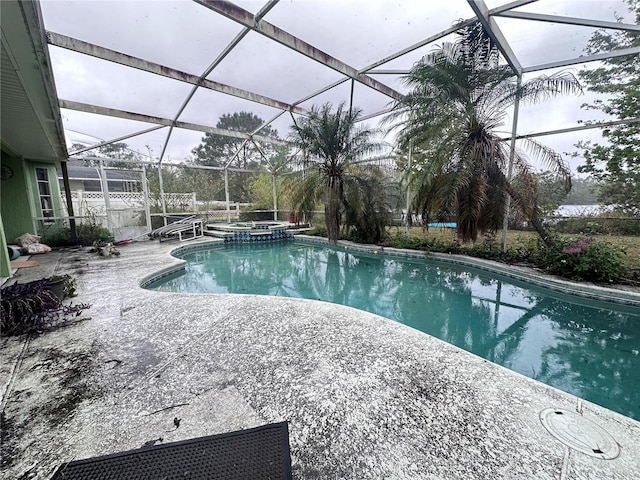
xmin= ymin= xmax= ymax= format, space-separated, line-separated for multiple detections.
xmin=386 ymin=23 xmax=582 ymax=245
xmin=289 ymin=102 xmax=386 ymax=244
xmin=342 ymin=167 xmax=398 ymax=243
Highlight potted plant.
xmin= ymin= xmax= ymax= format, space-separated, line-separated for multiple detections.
xmin=98 ymin=242 xmax=120 ymax=257
xmin=0 ymin=278 xmax=90 ymax=336
xmin=44 ymin=274 xmax=77 ymax=300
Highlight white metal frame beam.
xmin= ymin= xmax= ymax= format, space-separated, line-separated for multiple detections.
xmin=360 ymin=0 xmax=537 ymax=74
xmin=158 ymin=1 xmax=281 ymax=165
xmin=223 ymin=110 xmax=286 ymax=169
xmin=69 ymin=125 xmax=167 ymax=155
xmin=495 ymin=11 xmax=640 ymax=32
xmin=500 ymin=116 xmax=640 ymax=141
xmin=467 ymin=0 xmax=522 ymax=74
xmin=59 ymin=99 xmax=289 ymax=146
xmin=193 ymin=0 xmax=403 ymax=101
xmin=45 ymin=0 xmax=640 ymax=173
xmin=47 ymin=31 xmax=307 ymax=116
xmin=73 ymin=155 xmax=258 ymax=173
xmin=523 ymin=46 xmax=640 ymax=73
xmin=291 ymin=79 xmax=350 ymax=108
xmin=359 ymin=20 xmax=476 ymax=75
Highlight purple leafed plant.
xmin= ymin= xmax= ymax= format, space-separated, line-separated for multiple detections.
xmin=0 ymin=278 xmax=90 ymax=336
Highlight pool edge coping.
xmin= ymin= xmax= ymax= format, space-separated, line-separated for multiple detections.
xmin=294 ymin=235 xmax=640 ymax=307
xmin=139 ymin=235 xmax=640 ymax=307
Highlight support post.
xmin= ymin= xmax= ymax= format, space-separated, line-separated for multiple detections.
xmin=141 ymin=164 xmax=152 ymax=233
xmin=405 ymin=139 xmax=413 ymax=238
xmin=224 ymin=168 xmax=231 ymax=223
xmin=501 ymin=75 xmax=522 ymax=252
xmin=98 ymin=161 xmax=111 ymax=232
xmin=59 ymin=161 xmax=77 ymax=243
xmin=158 ymin=164 xmax=167 ymax=226
xmin=272 ymin=173 xmax=278 ymax=221
xmin=77 ymin=190 xmax=84 ymax=218
xmin=349 ymin=79 xmax=355 ymax=115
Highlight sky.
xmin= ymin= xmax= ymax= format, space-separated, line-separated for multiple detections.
xmin=38 ymin=0 xmax=637 ymax=172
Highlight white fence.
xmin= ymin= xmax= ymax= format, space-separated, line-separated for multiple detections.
xmin=68 ymin=191 xmax=197 ymax=215
xmin=59 ymin=191 xmax=196 ymax=240
xmin=58 ymin=191 xmax=244 ymax=240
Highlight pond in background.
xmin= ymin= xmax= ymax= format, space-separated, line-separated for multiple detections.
xmin=146 ymin=242 xmax=640 ymax=420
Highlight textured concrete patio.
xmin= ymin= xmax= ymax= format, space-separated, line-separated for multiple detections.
xmin=1 ymin=238 xmax=639 ymax=479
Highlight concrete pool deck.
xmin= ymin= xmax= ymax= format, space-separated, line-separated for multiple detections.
xmin=1 ymin=239 xmax=639 ymax=479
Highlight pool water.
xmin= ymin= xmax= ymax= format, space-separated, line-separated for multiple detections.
xmin=147 ymin=242 xmax=640 ymax=420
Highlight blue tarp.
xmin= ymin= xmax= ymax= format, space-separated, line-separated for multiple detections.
xmin=427 ymin=223 xmax=457 ymax=228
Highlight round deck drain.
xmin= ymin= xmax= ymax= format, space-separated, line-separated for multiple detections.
xmin=539 ymin=408 xmax=620 ymax=460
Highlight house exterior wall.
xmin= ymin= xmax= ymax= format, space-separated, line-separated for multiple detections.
xmin=0 ymin=153 xmax=37 ymax=243
xmin=0 ymin=153 xmax=64 ymax=241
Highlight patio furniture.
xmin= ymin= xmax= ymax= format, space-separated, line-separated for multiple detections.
xmin=50 ymin=422 xmax=292 ymax=479
xmin=149 ymin=216 xmax=204 ymax=242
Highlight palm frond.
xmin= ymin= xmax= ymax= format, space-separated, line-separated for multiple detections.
xmin=517 ymin=138 xmax=572 ymax=193
xmin=516 ymin=71 xmax=583 ymax=104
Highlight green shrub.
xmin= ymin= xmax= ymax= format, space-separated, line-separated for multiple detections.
xmin=388 ymin=234 xmax=460 ymax=253
xmin=583 ymin=221 xmax=604 ymax=235
xmin=307 ymin=225 xmax=327 ymax=237
xmin=614 ymin=219 xmax=640 ymax=235
xmin=506 ymin=236 xmax=541 ymax=263
xmin=39 ymin=222 xmax=72 ymax=247
xmin=76 ymin=222 xmax=112 ymax=246
xmin=468 ymin=242 xmax=497 ymax=259
xmin=38 ymin=221 xmax=115 ymax=247
xmin=554 ymin=217 xmax=640 ymax=235
xmin=388 ymin=235 xmax=431 ymax=250
xmin=465 ymin=240 xmax=538 ymax=264
xmin=534 ymin=235 xmax=627 ymax=283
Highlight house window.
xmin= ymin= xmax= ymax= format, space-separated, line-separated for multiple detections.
xmin=83 ymin=180 xmax=101 ymax=192
xmin=35 ymin=167 xmax=54 ymax=222
xmin=122 ymin=180 xmax=138 ymax=193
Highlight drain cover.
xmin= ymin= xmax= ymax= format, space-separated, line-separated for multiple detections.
xmin=539 ymin=408 xmax=620 ymax=460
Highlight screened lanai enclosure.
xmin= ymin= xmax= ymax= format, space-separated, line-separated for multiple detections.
xmin=32 ymin=0 xmax=640 ymax=242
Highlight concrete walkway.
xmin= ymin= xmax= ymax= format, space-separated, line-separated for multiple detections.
xmin=1 ymin=239 xmax=639 ymax=479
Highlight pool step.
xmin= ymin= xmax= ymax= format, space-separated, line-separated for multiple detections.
xmin=203 ymin=230 xmax=234 ymax=238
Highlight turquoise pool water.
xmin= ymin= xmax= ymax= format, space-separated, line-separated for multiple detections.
xmin=147 ymin=242 xmax=640 ymax=420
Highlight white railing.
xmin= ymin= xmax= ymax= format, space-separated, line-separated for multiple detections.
xmin=59 ymin=191 xmax=246 ymax=230
xmin=67 ymin=191 xmax=197 ymax=210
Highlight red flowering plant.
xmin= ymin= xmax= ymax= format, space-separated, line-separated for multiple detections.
xmin=562 ymin=237 xmax=595 ymax=254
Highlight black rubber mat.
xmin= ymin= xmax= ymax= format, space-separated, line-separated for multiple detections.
xmin=50 ymin=422 xmax=292 ymax=480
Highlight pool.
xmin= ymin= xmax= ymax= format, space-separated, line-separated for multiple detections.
xmin=145 ymin=241 xmax=640 ymax=420
xmin=203 ymin=221 xmax=293 ymax=242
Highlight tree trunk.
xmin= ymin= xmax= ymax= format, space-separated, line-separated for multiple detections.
xmin=505 ymin=183 xmax=556 ymax=248
xmin=528 ymin=212 xmax=555 ymax=248
xmin=325 ymin=183 xmax=341 ymax=245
